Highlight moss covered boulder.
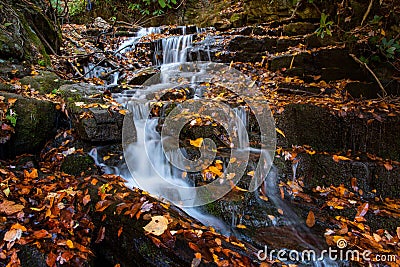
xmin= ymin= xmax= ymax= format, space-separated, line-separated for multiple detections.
xmin=0 ymin=92 xmax=58 ymax=158
xmin=20 ymin=71 xmax=67 ymax=94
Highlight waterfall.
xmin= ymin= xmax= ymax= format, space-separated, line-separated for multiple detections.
xmin=117 ymin=27 xmax=161 ymax=54
xmin=162 ymin=35 xmax=193 ymax=64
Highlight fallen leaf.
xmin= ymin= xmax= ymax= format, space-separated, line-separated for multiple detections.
xmin=46 ymin=251 xmax=57 ymax=267
xmin=190 ymin=138 xmax=203 ymax=148
xmin=118 ymin=226 xmax=123 ymax=238
xmin=95 ymin=226 xmax=106 ymax=243
xmin=66 ymin=239 xmax=74 ymax=248
xmin=306 ymin=211 xmax=315 ymax=227
xmin=143 ymin=215 xmax=169 ymax=236
xmin=0 ymin=200 xmax=24 ymax=215
xmin=275 ymin=128 xmax=286 ymax=137
xmin=384 ymin=162 xmax=393 ymax=171
xmin=95 ymin=200 xmax=112 ymax=212
xmin=3 ymin=229 xmax=22 ymax=242
xmin=332 ymin=155 xmax=351 ymax=162
xmin=83 ymin=194 xmax=91 ymax=206
xmin=236 ymin=224 xmax=246 ymax=229
xmin=23 ymin=168 xmax=38 ymax=179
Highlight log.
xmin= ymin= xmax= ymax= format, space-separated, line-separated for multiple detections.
xmin=82 ymin=174 xmax=263 ymax=266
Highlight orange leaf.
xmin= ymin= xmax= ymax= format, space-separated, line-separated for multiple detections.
xmin=95 ymin=200 xmax=112 ymax=212
xmin=46 ymin=251 xmax=57 ymax=267
xmin=384 ymin=162 xmax=393 ymax=171
xmin=0 ymin=200 xmax=24 ymax=215
xmin=33 ymin=229 xmax=50 ymax=239
xmin=396 ymin=227 xmax=400 ymax=239
xmin=306 ymin=211 xmax=315 ymax=227
xmin=24 ymin=168 xmax=38 ymax=179
xmin=118 ymin=226 xmax=123 ymax=238
xmin=332 ymin=155 xmax=351 ymax=162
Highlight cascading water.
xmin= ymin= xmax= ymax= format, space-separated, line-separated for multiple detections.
xmin=88 ymin=27 xmax=340 ymax=265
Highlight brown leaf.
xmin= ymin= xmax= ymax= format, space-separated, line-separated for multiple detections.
xmin=95 ymin=227 xmax=105 ymax=243
xmin=355 ymin=203 xmax=369 ymax=218
xmin=384 ymin=162 xmax=393 ymax=171
xmin=83 ymin=195 xmax=91 ymax=206
xmin=397 ymin=227 xmax=400 ymax=239
xmin=46 ymin=251 xmax=57 ymax=267
xmin=118 ymin=226 xmax=123 ymax=238
xmin=306 ymin=211 xmax=315 ymax=228
xmin=32 ymin=229 xmax=50 ymax=239
xmin=95 ymin=200 xmax=112 ymax=212
xmin=0 ymin=200 xmax=24 ymax=215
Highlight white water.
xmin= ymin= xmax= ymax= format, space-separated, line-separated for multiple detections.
xmin=117 ymin=27 xmax=161 ymax=54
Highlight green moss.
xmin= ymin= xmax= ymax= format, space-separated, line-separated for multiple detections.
xmin=60 ymin=154 xmax=97 ymax=176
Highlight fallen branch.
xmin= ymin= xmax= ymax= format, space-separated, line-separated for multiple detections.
xmin=349 ymin=53 xmax=387 ymax=97
xmin=361 ymin=0 xmax=374 ymax=26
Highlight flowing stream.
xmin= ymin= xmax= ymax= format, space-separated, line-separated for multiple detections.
xmin=89 ymin=26 xmax=339 ymax=266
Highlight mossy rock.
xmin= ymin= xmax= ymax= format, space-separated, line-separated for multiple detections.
xmin=60 ymin=154 xmax=97 ymax=176
xmin=20 ymin=71 xmax=66 ymax=94
xmin=0 ymin=92 xmax=58 ymax=158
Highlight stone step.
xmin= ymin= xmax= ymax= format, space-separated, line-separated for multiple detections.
xmin=267 ymin=47 xmax=369 ymax=81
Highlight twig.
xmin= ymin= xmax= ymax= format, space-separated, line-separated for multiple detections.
xmin=349 ymin=53 xmax=387 ymax=97
xmin=361 ymin=0 xmax=374 ymax=26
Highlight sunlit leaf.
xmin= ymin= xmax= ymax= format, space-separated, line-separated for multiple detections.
xmin=143 ymin=215 xmax=169 ymax=236
xmin=189 ymin=138 xmax=203 ymax=148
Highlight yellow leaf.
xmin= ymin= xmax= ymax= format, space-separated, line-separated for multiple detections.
xmin=259 ymin=195 xmax=269 ymax=202
xmin=143 ymin=215 xmax=169 ymax=236
xmin=66 ymin=239 xmax=74 ymax=248
xmin=103 ymin=155 xmax=110 ymax=161
xmin=276 ymin=128 xmax=286 ymax=137
xmin=236 ymin=224 xmax=246 ymax=229
xmin=247 ymin=170 xmax=254 ymax=176
xmin=119 ymin=109 xmax=127 ymax=115
xmin=208 ymin=166 xmax=222 ymax=176
xmin=229 ymin=157 xmax=237 ymax=163
xmin=189 ymin=138 xmax=203 ymax=148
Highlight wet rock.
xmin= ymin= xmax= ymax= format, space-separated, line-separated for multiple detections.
xmin=0 ymin=61 xmax=31 ymax=80
xmin=292 ymin=153 xmax=400 ymax=198
xmin=275 ymin=103 xmax=400 ymax=161
xmin=75 ymin=108 xmax=124 ymax=143
xmin=213 ymin=18 xmax=232 ymax=31
xmin=0 ymin=92 xmax=57 ymax=158
xmin=127 ymin=67 xmax=159 ymax=85
xmin=344 ymin=81 xmax=381 ymax=99
xmin=59 ymin=83 xmax=124 ymax=143
xmin=268 ymin=47 xmax=368 ymax=81
xmin=275 ymin=103 xmax=341 ymax=152
xmin=60 ymin=153 xmax=97 ymax=176
xmin=283 ymin=22 xmax=317 ymax=36
xmin=20 ymin=71 xmax=67 ymax=94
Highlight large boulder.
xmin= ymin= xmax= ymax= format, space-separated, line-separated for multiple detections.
xmin=0 ymin=92 xmax=58 ymax=158
xmin=0 ymin=0 xmax=61 ymax=63
xmin=20 ymin=71 xmax=67 ymax=94
xmin=59 ymin=83 xmax=124 ymax=143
